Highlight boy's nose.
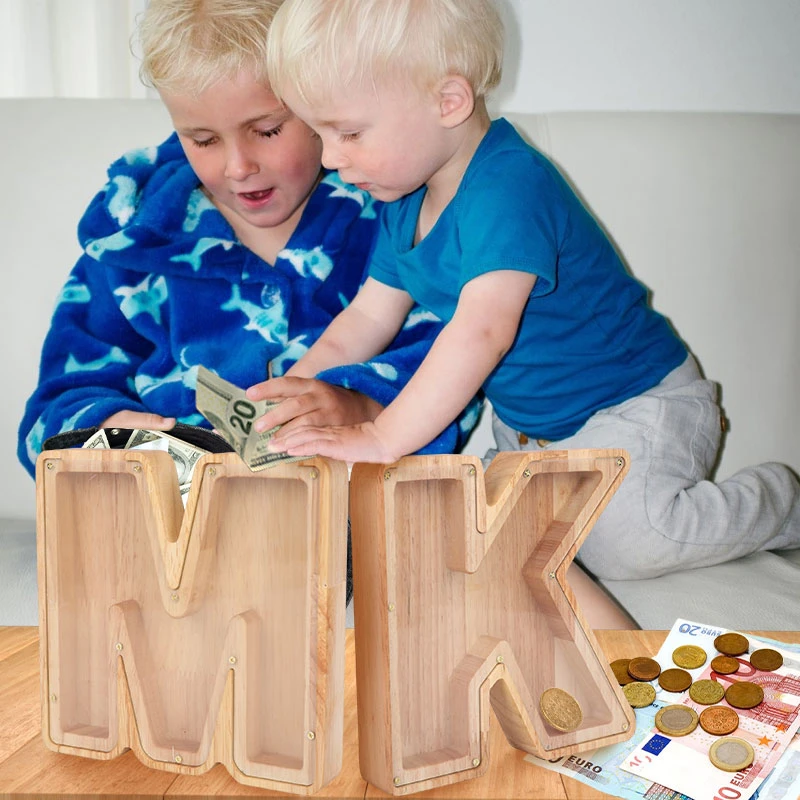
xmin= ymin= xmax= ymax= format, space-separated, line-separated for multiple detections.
xmin=321 ymin=141 xmax=347 ymax=171
xmin=225 ymin=146 xmax=258 ymax=180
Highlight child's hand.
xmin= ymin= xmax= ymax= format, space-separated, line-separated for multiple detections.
xmin=246 ymin=377 xmax=382 ymax=435
xmin=269 ymin=420 xmax=399 ymax=464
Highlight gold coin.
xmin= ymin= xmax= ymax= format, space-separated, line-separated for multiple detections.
xmin=689 ymin=679 xmax=726 ymax=705
xmin=749 ymin=648 xmax=783 ymax=672
xmin=611 ymin=658 xmax=635 ymax=685
xmin=725 ymin=681 xmax=764 ymax=709
xmin=710 ymin=655 xmax=740 ymax=675
xmin=714 ymin=632 xmax=749 ymax=657
xmin=539 ymin=688 xmax=583 ymax=732
xmin=699 ymin=705 xmax=740 ymax=736
xmin=672 ymin=644 xmax=707 ymax=670
xmin=628 ymin=656 xmax=661 ymax=682
xmin=623 ymin=682 xmax=656 ymax=708
xmin=658 ymin=668 xmax=693 ymax=693
xmin=708 ymin=737 xmax=755 ymax=772
xmin=655 ymin=704 xmax=699 ymax=736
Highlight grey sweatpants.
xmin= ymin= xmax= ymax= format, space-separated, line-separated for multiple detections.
xmin=484 ymin=355 xmax=800 ymax=580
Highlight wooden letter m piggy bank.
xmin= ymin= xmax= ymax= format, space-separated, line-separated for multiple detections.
xmin=37 ymin=449 xmax=347 ymax=794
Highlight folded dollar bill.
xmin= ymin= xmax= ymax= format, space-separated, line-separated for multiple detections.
xmin=82 ymin=429 xmax=111 ymax=450
xmin=195 ymin=365 xmax=313 ymax=472
xmin=81 ymin=427 xmax=208 ymax=507
xmin=125 ymin=430 xmax=207 ymax=504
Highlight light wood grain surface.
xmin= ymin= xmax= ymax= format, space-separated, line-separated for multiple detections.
xmin=35 ymin=451 xmax=349 ymax=794
xmin=2 ymin=627 xmax=798 ymax=799
xmin=349 ymin=453 xmax=634 ymax=795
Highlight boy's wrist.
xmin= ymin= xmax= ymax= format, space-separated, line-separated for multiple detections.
xmin=371 ymin=414 xmax=410 ymax=463
xmin=284 ymin=360 xmax=317 ymax=379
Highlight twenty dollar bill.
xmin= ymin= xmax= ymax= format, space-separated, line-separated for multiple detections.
xmin=195 ymin=365 xmax=312 ymax=472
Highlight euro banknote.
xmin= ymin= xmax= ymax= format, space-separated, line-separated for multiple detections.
xmin=526 ymin=619 xmax=800 ymax=800
xmin=622 ymin=619 xmax=800 ymax=800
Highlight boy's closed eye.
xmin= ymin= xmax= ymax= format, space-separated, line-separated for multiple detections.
xmin=189 ymin=124 xmax=283 ymax=149
xmin=258 ymin=124 xmax=284 ymax=139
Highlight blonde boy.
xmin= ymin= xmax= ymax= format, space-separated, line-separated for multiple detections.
xmin=255 ymin=0 xmax=524 ymax=461
xmin=253 ymin=0 xmax=800 ymax=589
xmin=20 ymin=0 xmax=474 ymax=475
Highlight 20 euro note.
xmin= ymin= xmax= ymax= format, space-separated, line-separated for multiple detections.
xmin=195 ymin=365 xmax=313 ymax=472
xmin=525 ymin=620 xmax=800 ymax=800
xmin=621 ymin=619 xmax=800 ymax=800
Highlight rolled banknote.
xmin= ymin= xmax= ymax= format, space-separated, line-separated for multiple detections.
xmin=127 ymin=430 xmax=206 ymax=486
xmin=80 ymin=426 xmax=206 ymax=507
xmin=124 ymin=429 xmax=160 ymax=448
xmin=195 ymin=365 xmax=312 ymax=471
xmin=82 ymin=429 xmax=110 ymax=449
xmin=126 ymin=429 xmax=207 ymax=506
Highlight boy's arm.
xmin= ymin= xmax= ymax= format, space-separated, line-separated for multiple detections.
xmin=248 ymin=278 xmax=414 ymax=424
xmin=249 ymin=301 xmax=482 ymax=449
xmin=270 ymin=269 xmax=537 ymax=462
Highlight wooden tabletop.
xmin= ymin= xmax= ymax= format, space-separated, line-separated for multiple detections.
xmin=1 ymin=628 xmax=797 ymax=799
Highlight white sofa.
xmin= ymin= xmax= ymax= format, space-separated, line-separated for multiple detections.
xmin=2 ymin=99 xmax=799 ymax=628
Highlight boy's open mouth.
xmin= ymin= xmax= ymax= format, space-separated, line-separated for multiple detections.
xmin=240 ymin=188 xmax=274 ymax=201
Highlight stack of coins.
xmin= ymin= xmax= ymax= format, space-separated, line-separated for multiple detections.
xmin=621 ymin=656 xmax=661 ymax=708
xmin=610 ymin=632 xmax=784 ymax=774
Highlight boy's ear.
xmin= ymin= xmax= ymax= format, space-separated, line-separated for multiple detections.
xmin=436 ymin=75 xmax=475 ymax=128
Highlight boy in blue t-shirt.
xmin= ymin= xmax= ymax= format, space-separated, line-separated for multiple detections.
xmin=253 ymin=0 xmax=800 ymax=583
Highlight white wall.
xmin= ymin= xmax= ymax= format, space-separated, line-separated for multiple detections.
xmin=0 ymin=0 xmax=149 ymax=98
xmin=492 ymin=0 xmax=800 ymax=114
xmin=2 ymin=1 xmax=799 ymax=111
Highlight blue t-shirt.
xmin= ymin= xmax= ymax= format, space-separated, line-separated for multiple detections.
xmin=369 ymin=117 xmax=687 ymax=439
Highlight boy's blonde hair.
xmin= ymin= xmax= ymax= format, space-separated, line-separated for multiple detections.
xmin=138 ymin=0 xmax=283 ymax=96
xmin=266 ymin=0 xmax=503 ymax=104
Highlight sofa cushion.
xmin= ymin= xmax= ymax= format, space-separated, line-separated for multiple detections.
xmin=601 ymin=550 xmax=800 ymax=630
xmin=0 ymin=520 xmax=38 ymax=626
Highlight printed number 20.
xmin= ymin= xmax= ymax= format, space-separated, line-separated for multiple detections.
xmin=229 ymin=399 xmax=256 ymax=433
xmin=678 ymin=623 xmax=701 ymax=636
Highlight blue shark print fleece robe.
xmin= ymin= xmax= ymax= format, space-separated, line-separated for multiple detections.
xmin=18 ymin=134 xmax=479 ymax=476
